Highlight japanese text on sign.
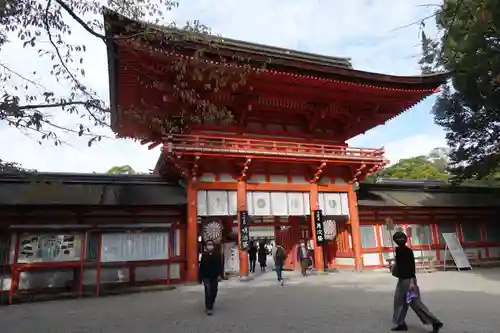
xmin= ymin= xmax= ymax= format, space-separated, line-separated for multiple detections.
xmin=313 ymin=210 xmax=325 ymax=245
xmin=239 ymin=211 xmax=250 ymax=250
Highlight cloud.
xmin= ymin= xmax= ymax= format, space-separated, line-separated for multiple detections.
xmin=383 ymin=134 xmax=447 ymax=165
xmin=0 ymin=0 xmax=444 ymax=173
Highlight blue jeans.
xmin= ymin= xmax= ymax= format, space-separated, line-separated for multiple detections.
xmin=275 ymin=265 xmax=283 ymax=281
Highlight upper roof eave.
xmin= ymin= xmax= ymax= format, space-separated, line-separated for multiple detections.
xmin=102 ymin=8 xmax=451 ymax=89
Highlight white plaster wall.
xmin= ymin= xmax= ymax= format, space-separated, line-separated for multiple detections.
xmin=318 ymin=176 xmax=331 ymax=185
xmin=334 ymin=177 xmax=347 ymax=185
xmin=1 ymin=274 xmax=11 ymax=291
xmin=135 ymin=264 xmax=180 ymax=281
xmin=247 ymin=174 xmax=266 ymax=183
xmin=219 ymin=174 xmax=236 ymax=182
xmin=9 ymin=233 xmax=16 ymax=264
xmin=291 ymin=176 xmax=308 ymax=184
xmin=412 ymin=250 xmax=437 ymax=261
xmin=382 ymin=250 xmax=436 ymax=266
xmin=362 ymin=253 xmax=380 ymax=266
xmin=439 ymin=247 xmax=486 ymax=261
xmin=83 ymin=267 xmax=129 ymax=285
xmin=200 ymin=173 xmax=216 ymax=182
xmin=487 ymin=246 xmax=500 ymax=259
xmin=14 ymin=264 xmax=182 ymax=290
xmin=269 ymin=175 xmax=287 ymax=183
xmin=19 ymin=269 xmax=75 ymax=290
xmin=335 ymin=257 xmax=355 ymax=266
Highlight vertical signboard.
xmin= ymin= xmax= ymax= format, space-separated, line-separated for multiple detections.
xmin=239 ymin=211 xmax=250 ymax=250
xmin=313 ymin=210 xmax=325 ymax=245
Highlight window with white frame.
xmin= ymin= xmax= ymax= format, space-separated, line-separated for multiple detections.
xmin=360 ymin=226 xmax=376 ymax=248
xmin=485 ymin=223 xmax=500 ymax=242
xmin=408 ymin=224 xmax=432 ymax=245
xmin=381 ymin=224 xmax=405 ymax=247
xmin=437 ymin=222 xmax=457 ymax=244
xmin=461 ymin=221 xmax=482 ymax=243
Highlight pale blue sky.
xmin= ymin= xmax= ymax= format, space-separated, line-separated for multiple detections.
xmin=0 ymin=0 xmax=446 ymax=172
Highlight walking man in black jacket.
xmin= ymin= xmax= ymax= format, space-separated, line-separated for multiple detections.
xmin=391 ymin=231 xmax=443 ymax=332
xmin=199 ymin=240 xmax=224 ymax=315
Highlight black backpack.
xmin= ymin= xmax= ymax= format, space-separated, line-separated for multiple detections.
xmin=276 ymin=246 xmax=286 ymax=261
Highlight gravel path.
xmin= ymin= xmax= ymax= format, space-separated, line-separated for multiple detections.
xmin=1 ymin=268 xmax=499 ymax=333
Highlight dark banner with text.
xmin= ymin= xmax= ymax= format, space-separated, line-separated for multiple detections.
xmin=313 ymin=209 xmax=325 ymax=245
xmin=239 ymin=211 xmax=250 ymax=250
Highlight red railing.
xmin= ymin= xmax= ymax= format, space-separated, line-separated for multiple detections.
xmin=163 ymin=134 xmax=386 ymax=163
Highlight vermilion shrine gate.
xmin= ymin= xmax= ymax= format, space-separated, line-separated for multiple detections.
xmin=104 ymin=9 xmax=448 ymax=282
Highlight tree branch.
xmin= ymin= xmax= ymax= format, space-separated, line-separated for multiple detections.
xmin=54 ymin=0 xmax=106 ymax=41
xmin=18 ymin=100 xmax=109 ymax=113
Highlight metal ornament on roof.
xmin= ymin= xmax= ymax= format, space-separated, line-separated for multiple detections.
xmin=202 ymin=219 xmax=223 ymax=243
xmin=323 ymin=220 xmax=337 ymax=240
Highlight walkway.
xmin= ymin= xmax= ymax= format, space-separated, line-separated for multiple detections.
xmin=1 ymin=268 xmax=500 ymax=333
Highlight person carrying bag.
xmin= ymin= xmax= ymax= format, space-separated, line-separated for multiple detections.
xmin=390 ymin=231 xmax=443 ymax=333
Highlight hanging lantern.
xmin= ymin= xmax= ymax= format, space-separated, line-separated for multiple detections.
xmin=324 ymin=220 xmax=337 ymax=240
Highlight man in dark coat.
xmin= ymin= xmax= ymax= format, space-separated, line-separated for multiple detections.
xmin=199 ymin=240 xmax=224 ymax=315
xmin=297 ymin=239 xmax=310 ymax=277
xmin=273 ymin=241 xmax=286 ymax=286
xmin=391 ymin=231 xmax=443 ymax=332
xmin=248 ymin=241 xmax=257 ymax=273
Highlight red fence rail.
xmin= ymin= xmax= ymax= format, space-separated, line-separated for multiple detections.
xmin=163 ymin=134 xmax=386 ymax=163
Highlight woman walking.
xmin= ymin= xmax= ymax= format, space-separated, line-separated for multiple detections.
xmin=258 ymin=241 xmax=268 ymax=272
xmin=248 ymin=241 xmax=257 ymax=273
xmin=391 ymin=231 xmax=443 ymax=332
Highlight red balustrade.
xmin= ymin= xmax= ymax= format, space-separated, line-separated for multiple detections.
xmin=162 ymin=134 xmax=386 ymax=163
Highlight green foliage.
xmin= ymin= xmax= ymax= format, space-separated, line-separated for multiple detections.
xmin=369 ymin=155 xmax=449 ymax=181
xmin=366 ymin=146 xmax=499 ymax=185
xmin=0 ymin=0 xmax=241 ymax=147
xmin=0 ymin=159 xmax=35 ymax=173
xmin=106 ymin=165 xmax=135 ymax=175
xmin=419 ymin=0 xmax=500 ymax=181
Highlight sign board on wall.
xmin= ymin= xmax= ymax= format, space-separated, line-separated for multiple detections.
xmin=100 ymin=232 xmax=169 ymax=262
xmin=313 ymin=210 xmax=325 ymax=245
xmin=239 ymin=211 xmax=250 ymax=250
xmin=223 ymin=242 xmax=239 ymax=273
xmin=18 ymin=233 xmax=83 ymax=263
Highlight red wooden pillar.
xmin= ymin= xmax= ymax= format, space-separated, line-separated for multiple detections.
xmin=348 ymin=188 xmax=363 ymax=271
xmin=309 ymin=183 xmax=325 ymax=273
xmin=186 ymin=181 xmax=199 ymax=282
xmin=8 ymin=233 xmax=20 ymax=305
xmin=237 ymin=181 xmax=249 ymax=277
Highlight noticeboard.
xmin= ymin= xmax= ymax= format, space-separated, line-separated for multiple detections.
xmin=313 ymin=209 xmax=325 ymax=245
xmin=239 ymin=211 xmax=250 ymax=250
